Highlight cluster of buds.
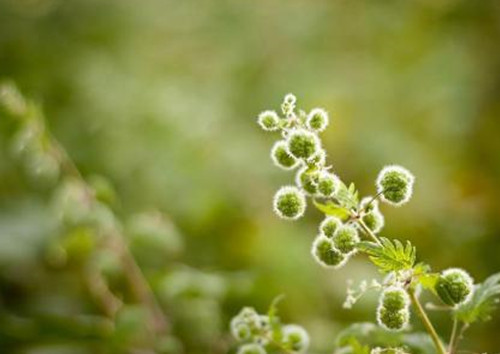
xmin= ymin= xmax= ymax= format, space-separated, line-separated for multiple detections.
xmin=376 ymin=286 xmax=410 ymax=331
xmin=435 ymin=268 xmax=474 ymax=307
xmin=258 ymin=94 xmax=415 ymax=269
xmin=230 ymin=306 xmax=309 ymax=354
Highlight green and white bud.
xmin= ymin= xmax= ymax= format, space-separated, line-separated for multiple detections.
xmin=282 ymin=324 xmax=310 ymax=353
xmin=311 ymin=235 xmax=347 ymax=269
xmin=237 ymin=343 xmax=266 ymax=354
xmin=257 ymin=110 xmax=280 ymax=131
xmin=319 ymin=216 xmax=341 ymax=238
xmin=435 ymin=268 xmax=474 ymax=307
xmin=273 ymin=186 xmax=306 ymax=220
xmin=376 ymin=306 xmax=409 ymax=332
xmin=296 ymin=166 xmax=319 ymax=196
xmin=376 ymin=287 xmax=410 ymax=332
xmin=270 ymin=141 xmax=298 ymax=170
xmin=362 ymin=208 xmax=385 ymax=234
xmin=306 ymin=149 xmax=326 ymax=168
xmin=287 ymin=129 xmax=321 ymax=160
xmin=230 ymin=318 xmax=251 ymax=341
xmin=306 ymin=108 xmax=329 ymax=132
xmin=376 ymin=165 xmax=415 ymax=206
xmin=332 ymin=225 xmax=360 ymax=255
xmin=380 ymin=287 xmax=409 ymax=312
xmin=316 ymin=171 xmax=340 ymax=198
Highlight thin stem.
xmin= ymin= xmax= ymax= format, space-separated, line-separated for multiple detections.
xmin=408 ymin=289 xmax=447 ymax=354
xmin=356 ymin=217 xmax=382 ymax=245
xmin=448 ymin=318 xmax=459 ymax=354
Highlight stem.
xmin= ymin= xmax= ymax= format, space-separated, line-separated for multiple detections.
xmin=356 ymin=217 xmax=382 ymax=245
xmin=448 ymin=319 xmax=459 ymax=354
xmin=408 ymin=289 xmax=447 ymax=354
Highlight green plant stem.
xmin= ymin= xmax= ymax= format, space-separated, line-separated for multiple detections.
xmin=448 ymin=319 xmax=459 ymax=354
xmin=355 ymin=217 xmax=382 ymax=245
xmin=409 ymin=289 xmax=447 ymax=354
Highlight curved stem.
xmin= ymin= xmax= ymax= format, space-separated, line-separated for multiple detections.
xmin=448 ymin=319 xmax=459 ymax=354
xmin=408 ymin=289 xmax=447 ymax=354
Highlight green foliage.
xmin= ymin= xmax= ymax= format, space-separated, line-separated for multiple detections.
xmin=313 ymin=200 xmax=351 ymax=221
xmin=454 ymin=273 xmax=500 ymax=324
xmin=335 ymin=181 xmax=360 ymax=211
xmin=358 ymin=238 xmax=416 ymax=273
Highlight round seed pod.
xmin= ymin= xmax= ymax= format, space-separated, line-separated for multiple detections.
xmin=273 ymin=186 xmax=306 ymax=220
xmin=270 ymin=141 xmax=298 ymax=170
xmin=311 ymin=235 xmax=347 ymax=268
xmin=317 ymin=172 xmax=340 ymax=198
xmin=306 ymin=108 xmax=329 ymax=132
xmin=230 ymin=318 xmax=251 ymax=341
xmin=282 ymin=324 xmax=310 ymax=353
xmin=257 ymin=110 xmax=280 ymax=131
xmin=376 ymin=165 xmax=415 ymax=206
xmin=376 ymin=306 xmax=409 ymax=332
xmin=332 ymin=225 xmax=360 ymax=254
xmin=362 ymin=209 xmax=385 ymax=233
xmin=435 ymin=268 xmax=474 ymax=307
xmin=287 ymin=129 xmax=321 ymax=160
xmin=296 ymin=166 xmax=319 ymax=196
xmin=380 ymin=287 xmax=409 ymax=312
xmin=319 ymin=216 xmax=342 ymax=238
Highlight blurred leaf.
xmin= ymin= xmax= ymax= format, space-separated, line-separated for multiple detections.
xmin=455 ymin=273 xmax=500 ymax=324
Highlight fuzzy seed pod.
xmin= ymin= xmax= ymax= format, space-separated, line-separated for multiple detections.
xmin=316 ymin=172 xmax=339 ymax=198
xmin=271 ymin=141 xmax=298 ymax=170
xmin=306 ymin=149 xmax=326 ymax=167
xmin=273 ymin=186 xmax=306 ymax=220
xmin=380 ymin=287 xmax=410 ymax=312
xmin=306 ymin=108 xmax=329 ymax=132
xmin=362 ymin=209 xmax=385 ymax=234
xmin=376 ymin=165 xmax=415 ymax=206
xmin=257 ymin=110 xmax=280 ymax=131
xmin=230 ymin=318 xmax=251 ymax=341
xmin=332 ymin=225 xmax=360 ymax=255
xmin=376 ymin=306 xmax=409 ymax=332
xmin=287 ymin=129 xmax=321 ymax=160
xmin=319 ymin=216 xmax=341 ymax=238
xmin=282 ymin=324 xmax=310 ymax=353
xmin=237 ymin=343 xmax=266 ymax=354
xmin=311 ymin=235 xmax=347 ymax=268
xmin=435 ymin=268 xmax=474 ymax=307
xmin=296 ymin=167 xmax=319 ymax=196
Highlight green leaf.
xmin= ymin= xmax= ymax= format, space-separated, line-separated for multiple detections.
xmin=358 ymin=238 xmax=416 ymax=273
xmin=335 ymin=181 xmax=359 ymax=210
xmin=267 ymin=294 xmax=285 ymax=341
xmin=454 ymin=273 xmax=500 ymax=324
xmin=313 ymin=199 xmax=350 ymax=220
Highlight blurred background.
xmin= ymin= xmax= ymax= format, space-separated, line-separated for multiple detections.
xmin=0 ymin=0 xmax=500 ymax=353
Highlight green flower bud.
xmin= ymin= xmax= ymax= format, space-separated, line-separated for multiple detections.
xmin=376 ymin=306 xmax=409 ymax=332
xmin=287 ymin=129 xmax=321 ymax=160
xmin=362 ymin=209 xmax=385 ymax=233
xmin=376 ymin=165 xmax=415 ymax=206
xmin=257 ymin=110 xmax=280 ymax=131
xmin=380 ymin=287 xmax=409 ymax=312
xmin=282 ymin=324 xmax=310 ymax=353
xmin=332 ymin=225 xmax=359 ymax=255
xmin=296 ymin=167 xmax=318 ymax=196
xmin=317 ymin=172 xmax=339 ymax=198
xmin=311 ymin=235 xmax=347 ymax=268
xmin=306 ymin=108 xmax=329 ymax=132
xmin=237 ymin=343 xmax=266 ymax=354
xmin=271 ymin=141 xmax=298 ymax=170
xmin=306 ymin=149 xmax=326 ymax=167
xmin=273 ymin=186 xmax=306 ymax=220
xmin=230 ymin=318 xmax=251 ymax=341
xmin=435 ymin=268 xmax=474 ymax=307
xmin=319 ymin=216 xmax=341 ymax=238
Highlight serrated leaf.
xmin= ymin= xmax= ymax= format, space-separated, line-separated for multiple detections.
xmin=267 ymin=294 xmax=285 ymax=341
xmin=358 ymin=238 xmax=416 ymax=273
xmin=313 ymin=199 xmax=351 ymax=220
xmin=334 ymin=181 xmax=359 ymax=210
xmin=454 ymin=273 xmax=500 ymax=324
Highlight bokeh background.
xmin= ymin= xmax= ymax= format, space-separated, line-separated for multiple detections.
xmin=1 ymin=0 xmax=500 ymax=353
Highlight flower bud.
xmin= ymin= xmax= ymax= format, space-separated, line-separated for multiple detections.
xmin=435 ymin=268 xmax=474 ymax=307
xmin=273 ymin=186 xmax=306 ymax=220
xmin=376 ymin=165 xmax=415 ymax=206
xmin=380 ymin=287 xmax=409 ymax=312
xmin=332 ymin=225 xmax=359 ymax=255
xmin=306 ymin=149 xmax=326 ymax=167
xmin=376 ymin=306 xmax=409 ymax=332
xmin=287 ymin=129 xmax=321 ymax=160
xmin=306 ymin=108 xmax=329 ymax=132
xmin=362 ymin=209 xmax=385 ymax=234
xmin=317 ymin=172 xmax=339 ymax=198
xmin=230 ymin=318 xmax=251 ymax=341
xmin=237 ymin=343 xmax=266 ymax=354
xmin=282 ymin=324 xmax=310 ymax=353
xmin=296 ymin=167 xmax=318 ymax=196
xmin=376 ymin=287 xmax=410 ymax=332
xmin=257 ymin=110 xmax=280 ymax=131
xmin=311 ymin=235 xmax=347 ymax=268
xmin=270 ymin=141 xmax=298 ymax=170
xmin=319 ymin=216 xmax=341 ymax=238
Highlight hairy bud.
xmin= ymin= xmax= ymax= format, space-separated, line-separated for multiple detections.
xmin=377 ymin=306 xmax=409 ymax=332
xmin=282 ymin=324 xmax=310 ymax=353
xmin=435 ymin=268 xmax=474 ymax=306
xmin=296 ymin=167 xmax=319 ymax=196
xmin=311 ymin=235 xmax=347 ymax=268
xmin=319 ymin=216 xmax=341 ymax=238
xmin=230 ymin=319 xmax=251 ymax=341
xmin=237 ymin=343 xmax=266 ymax=354
xmin=316 ymin=172 xmax=339 ymax=198
xmin=287 ymin=129 xmax=321 ymax=160
xmin=257 ymin=110 xmax=280 ymax=131
xmin=376 ymin=165 xmax=415 ymax=206
xmin=376 ymin=287 xmax=410 ymax=331
xmin=306 ymin=108 xmax=329 ymax=132
xmin=273 ymin=186 xmax=306 ymax=220
xmin=271 ymin=141 xmax=298 ymax=170
xmin=332 ymin=225 xmax=360 ymax=255
xmin=380 ymin=287 xmax=409 ymax=312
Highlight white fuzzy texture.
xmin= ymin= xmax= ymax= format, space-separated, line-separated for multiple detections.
xmin=282 ymin=324 xmax=310 ymax=353
xmin=237 ymin=343 xmax=266 ymax=354
xmin=442 ymin=268 xmax=475 ymax=305
xmin=376 ymin=165 xmax=415 ymax=207
xmin=295 ymin=165 xmax=317 ymax=196
xmin=311 ymin=235 xmax=349 ymax=269
xmin=380 ymin=286 xmax=411 ymax=309
xmin=257 ymin=110 xmax=280 ymax=131
xmin=360 ymin=196 xmax=379 ymax=210
xmin=272 ymin=185 xmax=306 ymax=220
xmin=306 ymin=108 xmax=329 ymax=132
xmin=306 ymin=149 xmax=327 ymax=167
xmin=376 ymin=305 xmax=410 ymax=332
xmin=284 ymin=93 xmax=297 ymax=105
xmin=319 ymin=216 xmax=342 ymax=237
xmin=316 ymin=171 xmax=340 ymax=197
xmin=270 ymin=140 xmax=299 ymax=170
xmin=286 ymin=128 xmax=322 ymax=160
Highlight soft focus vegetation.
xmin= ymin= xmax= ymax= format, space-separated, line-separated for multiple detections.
xmin=0 ymin=0 xmax=500 ymax=353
